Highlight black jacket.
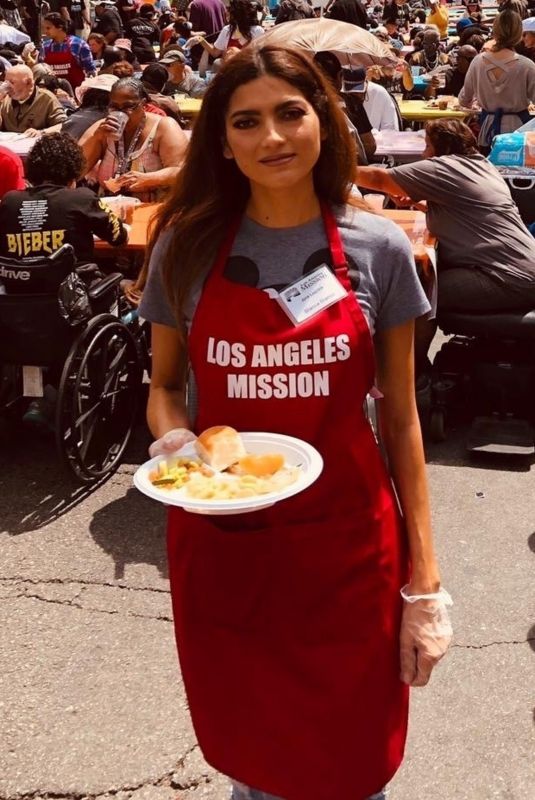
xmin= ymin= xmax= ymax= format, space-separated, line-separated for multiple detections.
xmin=0 ymin=184 xmax=127 ymax=263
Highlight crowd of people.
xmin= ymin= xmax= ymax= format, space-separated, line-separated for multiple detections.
xmin=0 ymin=0 xmax=533 ymax=363
xmin=0 ymin=3 xmax=535 ymax=800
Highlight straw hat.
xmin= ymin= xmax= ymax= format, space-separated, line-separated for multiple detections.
xmin=75 ymin=73 xmax=118 ymax=104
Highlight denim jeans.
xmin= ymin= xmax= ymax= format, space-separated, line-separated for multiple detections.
xmin=230 ymin=780 xmax=387 ymax=800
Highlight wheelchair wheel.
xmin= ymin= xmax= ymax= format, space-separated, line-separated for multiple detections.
xmin=55 ymin=315 xmax=142 ymax=482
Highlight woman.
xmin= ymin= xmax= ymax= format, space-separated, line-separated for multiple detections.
xmin=80 ymin=76 xmax=188 ymax=201
xmin=88 ymin=32 xmax=107 ymax=69
xmin=139 ymin=45 xmax=452 ymax=800
xmin=459 ymin=9 xmax=535 ymax=148
xmin=356 ymin=118 xmax=535 ymax=372
xmin=0 ymin=132 xmax=127 ymax=263
xmin=191 ymin=0 xmax=264 ymax=59
xmin=63 ymin=73 xmax=118 ymax=140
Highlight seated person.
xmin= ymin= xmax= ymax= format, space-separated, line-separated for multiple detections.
xmin=141 ymin=62 xmax=184 ymax=124
xmin=342 ymin=66 xmax=400 ymax=132
xmin=36 ymin=73 xmax=78 ymax=113
xmin=0 ymin=132 xmax=127 ymax=263
xmin=63 ymin=73 xmax=118 ymax=140
xmin=0 ymin=65 xmax=67 ymax=137
xmin=0 ymin=144 xmax=24 ymax=198
xmin=88 ymin=32 xmax=106 ymax=70
xmin=160 ymin=49 xmax=206 ymax=98
xmin=98 ymin=45 xmax=125 ymax=74
xmin=111 ymin=59 xmax=136 ymax=78
xmin=427 ymin=45 xmax=478 ymax=97
xmin=409 ymin=29 xmax=450 ymax=73
xmin=80 ymin=76 xmax=188 ymax=202
xmin=313 ymin=51 xmax=376 ymax=162
xmin=519 ymin=17 xmax=535 ymax=62
xmin=356 ymin=119 xmax=535 ymax=373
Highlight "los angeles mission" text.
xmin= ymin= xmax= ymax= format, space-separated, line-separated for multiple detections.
xmin=206 ymin=335 xmax=350 ymax=399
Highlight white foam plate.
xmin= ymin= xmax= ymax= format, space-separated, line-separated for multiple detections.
xmin=133 ymin=432 xmax=323 ymax=515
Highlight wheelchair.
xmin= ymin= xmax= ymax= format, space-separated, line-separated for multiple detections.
xmin=429 ymin=308 xmax=535 ymax=456
xmin=0 ymin=245 xmax=149 ymax=481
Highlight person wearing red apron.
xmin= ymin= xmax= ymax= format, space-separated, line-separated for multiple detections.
xmin=143 ymin=44 xmax=452 ymax=800
xmin=42 ymin=14 xmax=95 ymax=90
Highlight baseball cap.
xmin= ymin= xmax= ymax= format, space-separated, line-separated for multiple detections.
xmin=342 ymin=67 xmax=367 ymax=93
xmin=159 ymin=50 xmax=187 ymax=65
xmin=456 ymin=18 xmax=475 ymax=33
xmin=522 ymin=17 xmax=535 ymax=32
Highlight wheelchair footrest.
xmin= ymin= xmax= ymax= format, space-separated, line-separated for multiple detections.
xmin=467 ymin=416 xmax=535 ymax=456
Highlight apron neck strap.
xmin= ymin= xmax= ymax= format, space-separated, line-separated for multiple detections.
xmin=213 ymin=202 xmax=351 ymax=289
xmin=320 ymin=201 xmax=352 ymax=292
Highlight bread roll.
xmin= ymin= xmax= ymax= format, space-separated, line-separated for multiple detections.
xmin=195 ymin=425 xmax=246 ymax=471
xmin=232 ymin=454 xmax=285 ymax=477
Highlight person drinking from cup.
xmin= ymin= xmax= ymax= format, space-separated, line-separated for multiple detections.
xmin=79 ymin=76 xmax=188 ymax=202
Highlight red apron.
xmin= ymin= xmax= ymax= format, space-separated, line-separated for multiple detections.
xmin=44 ymin=38 xmax=86 ymax=90
xmin=167 ymin=205 xmax=410 ymax=800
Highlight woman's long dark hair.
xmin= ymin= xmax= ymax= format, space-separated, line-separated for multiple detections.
xmin=228 ymin=0 xmax=258 ymax=42
xmin=147 ymin=45 xmax=363 ymax=333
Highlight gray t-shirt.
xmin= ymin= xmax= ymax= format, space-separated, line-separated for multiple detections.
xmin=140 ymin=205 xmax=430 ymax=336
xmin=390 ymin=153 xmax=535 ymax=286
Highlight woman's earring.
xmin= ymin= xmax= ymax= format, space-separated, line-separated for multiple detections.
xmin=223 ymin=141 xmax=234 ymax=159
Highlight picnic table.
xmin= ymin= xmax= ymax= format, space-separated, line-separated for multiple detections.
xmin=94 ymin=203 xmax=157 ymax=253
xmin=399 ymin=99 xmax=471 ymax=123
xmin=0 ymin=131 xmax=37 ymax=162
xmin=95 ymin=203 xmax=436 ymax=271
xmin=373 ymin=129 xmax=426 ymax=162
xmin=175 ymin=96 xmax=203 ymax=124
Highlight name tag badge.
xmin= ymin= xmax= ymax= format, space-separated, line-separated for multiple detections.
xmin=276 ymin=265 xmax=348 ymax=326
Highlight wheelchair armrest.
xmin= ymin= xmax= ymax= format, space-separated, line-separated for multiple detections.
xmin=88 ymin=272 xmax=123 ymax=301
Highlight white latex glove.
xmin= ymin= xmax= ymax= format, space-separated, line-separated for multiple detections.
xmin=399 ymin=586 xmax=453 ymax=687
xmin=149 ymin=427 xmax=196 ymax=459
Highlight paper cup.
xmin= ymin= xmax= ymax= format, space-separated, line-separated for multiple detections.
xmin=364 ymin=194 xmax=385 ymax=211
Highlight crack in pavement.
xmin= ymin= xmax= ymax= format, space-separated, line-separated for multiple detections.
xmin=4 ymin=580 xmax=534 ymax=645
xmin=452 ymin=638 xmax=535 ymax=649
xmin=0 ymin=592 xmax=173 ymax=623
xmin=0 ymin=745 xmax=208 ymax=800
xmin=0 ymin=577 xmax=170 ymax=596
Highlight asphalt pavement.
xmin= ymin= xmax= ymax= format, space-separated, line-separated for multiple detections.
xmin=1 ymin=416 xmax=534 ymax=800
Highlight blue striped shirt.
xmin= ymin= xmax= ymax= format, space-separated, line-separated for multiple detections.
xmin=40 ymin=35 xmax=96 ymax=77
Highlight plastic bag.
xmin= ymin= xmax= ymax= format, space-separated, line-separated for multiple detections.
xmin=489 ymin=131 xmax=535 ymax=168
xmin=58 ymin=272 xmax=91 ymax=326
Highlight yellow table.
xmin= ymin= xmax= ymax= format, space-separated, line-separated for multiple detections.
xmin=399 ymin=100 xmax=471 ymax=123
xmin=175 ymin=96 xmax=203 ymax=120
